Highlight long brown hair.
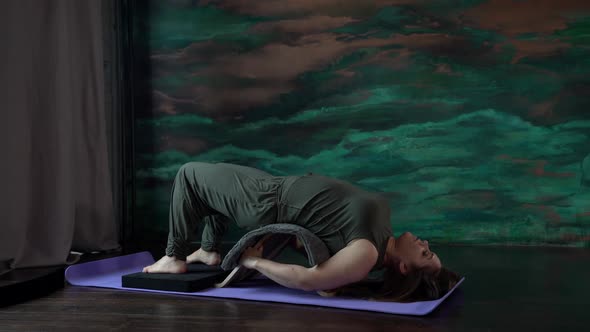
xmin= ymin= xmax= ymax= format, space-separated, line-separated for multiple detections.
xmin=318 ymin=267 xmax=461 ymax=302
xmin=375 ymin=266 xmax=461 ymax=302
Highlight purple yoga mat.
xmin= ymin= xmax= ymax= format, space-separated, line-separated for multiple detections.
xmin=65 ymin=252 xmax=464 ymax=316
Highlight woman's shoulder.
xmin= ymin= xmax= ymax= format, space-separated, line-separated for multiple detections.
xmin=346 ymin=238 xmax=378 ymax=257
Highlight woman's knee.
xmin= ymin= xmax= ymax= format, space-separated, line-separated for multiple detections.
xmin=174 ymin=162 xmax=202 ymax=185
xmin=178 ymin=162 xmax=211 ymax=177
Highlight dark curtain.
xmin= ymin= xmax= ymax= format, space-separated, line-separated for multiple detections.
xmin=0 ymin=0 xmax=119 ymax=273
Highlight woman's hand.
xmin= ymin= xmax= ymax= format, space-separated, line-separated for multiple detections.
xmin=239 ymin=244 xmax=264 ymax=269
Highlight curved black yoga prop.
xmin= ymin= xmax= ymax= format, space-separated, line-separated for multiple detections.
xmin=216 ymin=223 xmax=332 ymax=287
xmin=221 ymin=223 xmax=331 ymax=270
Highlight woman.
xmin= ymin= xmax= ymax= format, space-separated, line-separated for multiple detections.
xmin=143 ymin=162 xmax=457 ymax=300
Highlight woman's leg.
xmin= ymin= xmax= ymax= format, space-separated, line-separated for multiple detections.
xmin=187 ymin=163 xmax=274 ymax=264
xmin=185 ymin=214 xmax=229 ymax=265
xmin=198 ymin=162 xmax=272 ymax=250
xmin=145 ymin=161 xmax=279 ymax=273
xmin=164 ymin=163 xmax=219 ymax=261
xmin=144 ymin=163 xmax=221 ymax=273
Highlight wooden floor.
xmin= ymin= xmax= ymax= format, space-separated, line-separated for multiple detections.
xmin=1 ymin=245 xmax=588 ymax=332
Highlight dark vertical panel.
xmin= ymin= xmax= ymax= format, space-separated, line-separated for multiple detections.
xmin=103 ymin=0 xmax=137 ymax=247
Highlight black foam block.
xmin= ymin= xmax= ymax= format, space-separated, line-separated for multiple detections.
xmin=122 ymin=264 xmax=229 ymax=292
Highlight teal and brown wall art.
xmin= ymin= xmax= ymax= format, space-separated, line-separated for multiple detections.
xmin=132 ymin=0 xmax=590 ymax=247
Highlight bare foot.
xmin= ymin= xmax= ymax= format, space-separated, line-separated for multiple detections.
xmin=186 ymin=248 xmax=221 ymax=266
xmin=142 ymin=255 xmax=187 ymax=273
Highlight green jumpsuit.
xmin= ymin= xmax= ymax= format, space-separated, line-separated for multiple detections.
xmin=166 ymin=162 xmax=392 ymax=270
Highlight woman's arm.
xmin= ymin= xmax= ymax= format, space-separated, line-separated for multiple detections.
xmin=240 ymin=239 xmax=378 ymax=291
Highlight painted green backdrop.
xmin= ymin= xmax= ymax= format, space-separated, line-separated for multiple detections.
xmin=132 ymin=0 xmax=590 ymax=247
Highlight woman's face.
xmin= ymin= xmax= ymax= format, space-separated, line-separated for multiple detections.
xmin=395 ymin=232 xmax=442 ymax=274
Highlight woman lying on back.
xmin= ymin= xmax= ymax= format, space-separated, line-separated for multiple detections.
xmin=143 ymin=162 xmax=459 ymax=301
